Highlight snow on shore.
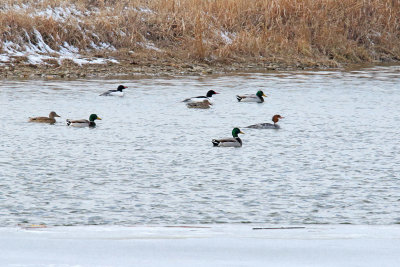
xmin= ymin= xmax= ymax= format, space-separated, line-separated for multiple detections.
xmin=1 ymin=225 xmax=399 ymax=266
xmin=0 ymin=3 xmax=121 ymax=66
xmin=1 ymin=30 xmax=119 ymax=66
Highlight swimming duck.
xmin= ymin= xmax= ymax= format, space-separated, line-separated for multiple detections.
xmin=246 ymin=114 xmax=284 ymax=129
xmin=186 ymin=99 xmax=212 ymax=109
xmin=183 ymin=90 xmax=219 ymax=103
xmin=212 ymin=128 xmax=244 ymax=147
xmin=236 ymin=90 xmax=267 ymax=103
xmin=99 ymin=85 xmax=127 ymax=96
xmin=29 ymin=111 xmax=60 ymax=124
xmin=66 ymin=114 xmax=101 ymax=127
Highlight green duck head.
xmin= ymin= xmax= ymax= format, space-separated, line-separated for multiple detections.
xmin=232 ymin=128 xmax=244 ymax=137
xmin=256 ymin=90 xmax=267 ymax=98
xmin=89 ymin=114 xmax=102 ymax=122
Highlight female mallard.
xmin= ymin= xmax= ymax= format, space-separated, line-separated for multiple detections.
xmin=212 ymin=128 xmax=244 ymax=147
xmin=246 ymin=114 xmax=284 ymax=129
xmin=236 ymin=90 xmax=267 ymax=103
xmin=66 ymin=114 xmax=102 ymax=127
xmin=29 ymin=111 xmax=60 ymax=124
xmin=186 ymin=99 xmax=212 ymax=109
xmin=99 ymin=85 xmax=127 ymax=96
xmin=183 ymin=90 xmax=219 ymax=103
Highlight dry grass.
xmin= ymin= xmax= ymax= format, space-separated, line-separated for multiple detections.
xmin=1 ymin=0 xmax=400 ymax=67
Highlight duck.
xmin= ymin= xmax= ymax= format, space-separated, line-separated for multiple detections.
xmin=183 ymin=90 xmax=219 ymax=103
xmin=236 ymin=90 xmax=267 ymax=103
xmin=99 ymin=85 xmax=127 ymax=96
xmin=186 ymin=99 xmax=212 ymax=109
xmin=66 ymin=114 xmax=101 ymax=127
xmin=212 ymin=128 xmax=244 ymax=147
xmin=246 ymin=114 xmax=284 ymax=129
xmin=29 ymin=111 xmax=60 ymax=124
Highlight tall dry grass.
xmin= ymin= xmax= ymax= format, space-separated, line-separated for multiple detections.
xmin=1 ymin=0 xmax=399 ymax=66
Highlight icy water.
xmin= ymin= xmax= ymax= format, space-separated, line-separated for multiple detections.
xmin=1 ymin=65 xmax=399 ymax=226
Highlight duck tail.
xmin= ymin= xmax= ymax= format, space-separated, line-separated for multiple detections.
xmin=66 ymin=119 xmax=71 ymax=126
xmin=99 ymin=91 xmax=110 ymax=96
xmin=236 ymin=95 xmax=242 ymax=102
xmin=212 ymin=139 xmax=220 ymax=147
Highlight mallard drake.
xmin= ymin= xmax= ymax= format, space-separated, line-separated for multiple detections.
xmin=186 ymin=99 xmax=212 ymax=109
xmin=246 ymin=114 xmax=284 ymax=129
xmin=212 ymin=128 xmax=244 ymax=147
xmin=99 ymin=85 xmax=127 ymax=96
xmin=183 ymin=90 xmax=219 ymax=103
xmin=236 ymin=90 xmax=267 ymax=103
xmin=29 ymin=111 xmax=60 ymax=124
xmin=66 ymin=114 xmax=101 ymax=127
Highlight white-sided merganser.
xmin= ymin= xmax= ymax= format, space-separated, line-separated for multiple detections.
xmin=99 ymin=85 xmax=127 ymax=96
xmin=183 ymin=90 xmax=219 ymax=103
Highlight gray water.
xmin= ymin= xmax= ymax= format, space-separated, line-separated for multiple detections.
xmin=1 ymin=65 xmax=400 ymax=226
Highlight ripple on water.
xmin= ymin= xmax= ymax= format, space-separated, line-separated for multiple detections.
xmin=1 ymin=65 xmax=400 ymax=226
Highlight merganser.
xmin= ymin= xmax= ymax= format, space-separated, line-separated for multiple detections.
xmin=99 ymin=85 xmax=127 ymax=96
xmin=183 ymin=90 xmax=219 ymax=103
xmin=246 ymin=114 xmax=284 ymax=129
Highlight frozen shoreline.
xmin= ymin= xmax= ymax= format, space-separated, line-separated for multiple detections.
xmin=1 ymin=225 xmax=399 ymax=266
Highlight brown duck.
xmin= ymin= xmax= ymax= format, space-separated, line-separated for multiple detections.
xmin=186 ymin=99 xmax=212 ymax=109
xmin=29 ymin=111 xmax=60 ymax=124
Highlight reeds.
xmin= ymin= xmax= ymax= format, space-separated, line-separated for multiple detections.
xmin=1 ymin=0 xmax=399 ymax=66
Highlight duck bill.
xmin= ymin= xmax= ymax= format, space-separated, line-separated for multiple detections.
xmin=55 ymin=114 xmax=61 ymax=117
xmin=240 ymin=131 xmax=245 ymax=134
xmin=124 ymin=86 xmax=128 ymax=89
xmin=97 ymin=117 xmax=102 ymax=120
xmin=262 ymin=93 xmax=267 ymax=97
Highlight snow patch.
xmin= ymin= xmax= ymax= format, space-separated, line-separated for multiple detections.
xmin=0 ymin=55 xmax=9 ymax=62
xmin=1 ymin=30 xmax=118 ymax=66
xmin=0 ymin=3 xmax=153 ymax=66
xmin=0 ymin=225 xmax=399 ymax=267
xmin=219 ymin=31 xmax=235 ymax=44
xmin=137 ymin=41 xmax=163 ymax=52
xmin=136 ymin=7 xmax=155 ymax=14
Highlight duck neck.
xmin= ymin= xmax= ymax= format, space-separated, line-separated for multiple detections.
xmin=89 ymin=121 xmax=96 ymax=127
xmin=235 ymin=137 xmax=242 ymax=145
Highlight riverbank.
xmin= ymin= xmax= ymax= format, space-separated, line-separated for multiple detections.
xmin=1 ymin=0 xmax=399 ymax=80
xmin=0 ymin=55 xmax=336 ymax=80
xmin=1 ymin=225 xmax=399 ymax=266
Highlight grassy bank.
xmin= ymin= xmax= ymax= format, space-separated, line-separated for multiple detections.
xmin=1 ymin=0 xmax=400 ymax=78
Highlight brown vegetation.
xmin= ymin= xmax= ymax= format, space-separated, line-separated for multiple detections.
xmin=1 ymin=0 xmax=400 ymax=71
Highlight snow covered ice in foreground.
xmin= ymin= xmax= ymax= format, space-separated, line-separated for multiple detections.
xmin=1 ymin=225 xmax=399 ymax=267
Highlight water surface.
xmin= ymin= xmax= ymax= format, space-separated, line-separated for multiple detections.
xmin=1 ymin=65 xmax=399 ymax=226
